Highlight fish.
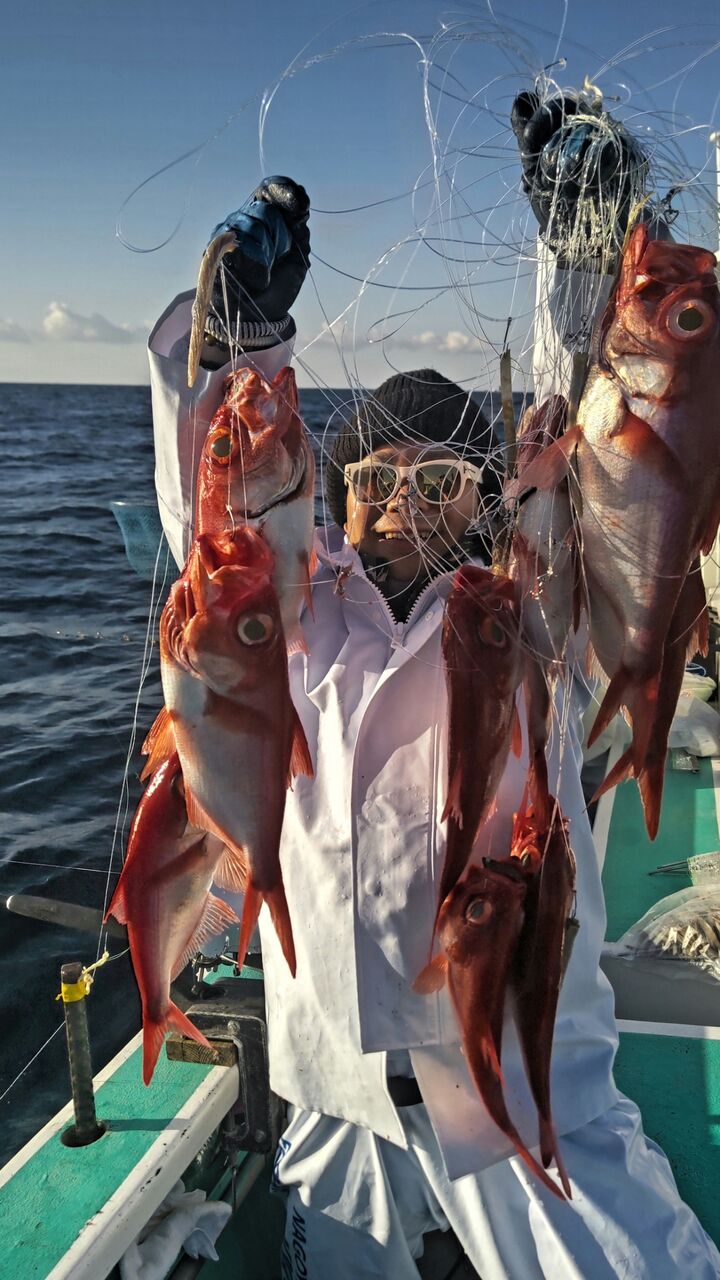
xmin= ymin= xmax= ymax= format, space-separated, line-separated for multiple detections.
xmin=105 ymin=752 xmax=243 ymax=1084
xmin=593 ymin=557 xmax=709 ymax=837
xmin=438 ymin=566 xmax=522 ymax=913
xmin=417 ymin=862 xmax=566 ymax=1200
xmin=195 ymin=364 xmax=316 ymax=651
xmin=158 ymin=525 xmax=313 ymax=975
xmin=510 ymin=802 xmax=576 ymax=1197
xmin=508 ymin=225 xmax=720 ymax=834
xmin=508 ymin=396 xmax=577 ymax=825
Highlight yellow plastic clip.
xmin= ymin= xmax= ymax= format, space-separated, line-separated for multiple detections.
xmin=56 ymin=950 xmax=110 ymax=1003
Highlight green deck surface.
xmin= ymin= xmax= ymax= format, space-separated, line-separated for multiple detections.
xmin=602 ymin=756 xmax=718 ymax=942
xmin=1 ymin=964 xmax=262 ymax=1280
xmin=602 ymin=760 xmax=720 ymax=1246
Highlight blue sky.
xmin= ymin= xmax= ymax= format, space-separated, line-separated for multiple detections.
xmin=4 ymin=0 xmax=720 ymax=388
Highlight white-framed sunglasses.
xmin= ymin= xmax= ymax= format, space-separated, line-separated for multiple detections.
xmin=343 ymin=456 xmax=484 ymax=507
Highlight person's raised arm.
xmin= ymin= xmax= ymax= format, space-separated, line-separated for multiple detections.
xmin=509 ymin=90 xmax=651 ymax=401
xmin=148 ymin=177 xmax=310 ymax=567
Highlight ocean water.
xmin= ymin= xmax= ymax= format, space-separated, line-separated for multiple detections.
xmin=0 ymin=382 xmax=523 ymax=1163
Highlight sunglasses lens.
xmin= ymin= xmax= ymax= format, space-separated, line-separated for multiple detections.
xmin=376 ymin=465 xmax=399 ymax=501
xmin=416 ymin=463 xmax=463 ymax=503
xmin=350 ymin=464 xmax=398 ymax=503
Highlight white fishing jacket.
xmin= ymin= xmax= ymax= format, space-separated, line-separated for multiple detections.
xmin=148 ymin=254 xmax=620 ymax=1181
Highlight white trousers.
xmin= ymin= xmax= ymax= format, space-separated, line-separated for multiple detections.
xmin=273 ymin=1094 xmax=720 ymax=1279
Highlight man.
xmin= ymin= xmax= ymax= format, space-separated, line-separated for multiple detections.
xmin=147 ymin=97 xmax=720 ymax=1276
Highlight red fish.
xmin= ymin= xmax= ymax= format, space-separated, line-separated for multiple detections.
xmin=419 ymin=862 xmax=566 ymax=1200
xmin=438 ymin=566 xmax=522 ymax=913
xmin=508 ymin=396 xmax=577 ymax=825
xmin=510 ymin=802 xmax=576 ymax=1197
xmin=195 ymin=365 xmax=316 ymax=651
xmin=509 ymin=226 xmax=720 ymax=835
xmin=158 ymin=525 xmax=312 ymax=975
xmin=105 ymin=753 xmax=242 ymax=1084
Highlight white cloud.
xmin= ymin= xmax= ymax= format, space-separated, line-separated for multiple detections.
xmin=0 ymin=319 xmax=31 ymax=343
xmin=41 ymin=302 xmax=146 ymax=344
xmin=400 ymin=329 xmax=482 ymax=352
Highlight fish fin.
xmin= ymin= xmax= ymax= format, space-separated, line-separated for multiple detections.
xmin=183 ymin=784 xmax=217 ymax=835
xmin=104 ymin=880 xmax=127 ymax=926
xmin=170 ymin=893 xmax=241 ymax=981
xmin=309 ymin=548 xmax=319 ymax=578
xmin=441 ymin=767 xmax=463 ymax=826
xmin=140 ymin=707 xmax=175 ymax=781
xmin=637 ymin=759 xmax=666 ymax=842
xmin=610 ymin=412 xmax=683 ymax=487
xmin=288 ymin=712 xmax=314 ymax=784
xmin=539 ymin=1117 xmax=572 ymax=1199
xmin=511 ymin=705 xmax=523 ymax=758
xmin=583 ymin=639 xmax=607 ymax=685
xmin=591 ymin=747 xmax=634 ymax=803
xmin=504 ymin=428 xmax=580 ymax=499
xmin=529 ymin=752 xmax=551 ymax=829
xmin=213 ymin=843 xmax=249 ymax=893
xmin=700 ymin=498 xmax=720 ymax=555
xmin=286 ymin=624 xmax=309 ymax=657
xmin=264 ymin=881 xmax=297 ymax=977
xmin=413 ymin=953 xmax=449 ymax=994
xmin=237 ymin=882 xmax=262 ymax=971
xmin=299 ymin=551 xmax=315 ymax=619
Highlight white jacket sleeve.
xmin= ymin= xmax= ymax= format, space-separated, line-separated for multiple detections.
xmin=531 ymin=238 xmax=613 ymax=404
xmin=147 ymin=290 xmax=296 ymax=568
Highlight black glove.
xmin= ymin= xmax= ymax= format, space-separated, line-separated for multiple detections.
xmin=511 ymin=91 xmax=647 ymax=265
xmin=207 ymin=176 xmax=310 ymax=336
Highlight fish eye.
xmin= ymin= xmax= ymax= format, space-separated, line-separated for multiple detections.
xmin=479 ymin=615 xmax=506 ymax=647
xmin=236 ymin=611 xmax=275 ymax=646
xmin=207 ymin=428 xmax=237 ymax=465
xmin=465 ymin=897 xmax=492 ymax=925
xmin=666 ymin=299 xmax=714 ymax=340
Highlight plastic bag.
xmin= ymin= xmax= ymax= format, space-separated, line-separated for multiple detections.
xmin=668 ymin=693 xmax=720 ymax=756
xmin=616 ymin=886 xmax=720 ymax=982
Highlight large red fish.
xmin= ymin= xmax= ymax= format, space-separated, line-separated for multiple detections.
xmin=195 ymin=365 xmax=316 ymax=652
xmin=510 ymin=802 xmax=575 ymax=1197
xmin=419 ymin=862 xmax=566 ymax=1200
xmin=510 ymin=225 xmax=719 ymax=835
xmin=158 ymin=526 xmax=312 ymax=976
xmin=105 ymin=753 xmax=243 ymax=1084
xmin=438 ymin=566 xmax=522 ymax=912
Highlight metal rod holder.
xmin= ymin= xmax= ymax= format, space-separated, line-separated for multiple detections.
xmin=59 ymin=960 xmax=105 ymax=1147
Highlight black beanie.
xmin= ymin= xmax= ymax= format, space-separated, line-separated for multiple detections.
xmin=324 ymin=369 xmax=501 ymax=529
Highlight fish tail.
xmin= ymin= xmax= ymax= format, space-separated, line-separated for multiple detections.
xmin=264 ymin=881 xmax=297 ymax=978
xmin=142 ymin=1019 xmax=167 ymax=1086
xmin=590 ymin=746 xmax=634 ymax=804
xmin=539 ymin=1116 xmax=572 ymax=1199
xmin=637 ymin=757 xmax=666 ymax=841
xmin=588 ymin=666 xmax=659 ymax=771
xmin=142 ymin=1002 xmax=213 ymax=1086
xmin=236 ymin=882 xmax=262 ymax=972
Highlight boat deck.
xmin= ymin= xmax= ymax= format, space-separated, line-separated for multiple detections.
xmin=599 ymin=755 xmax=720 ymax=1246
xmin=4 ymin=761 xmax=720 ymax=1277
